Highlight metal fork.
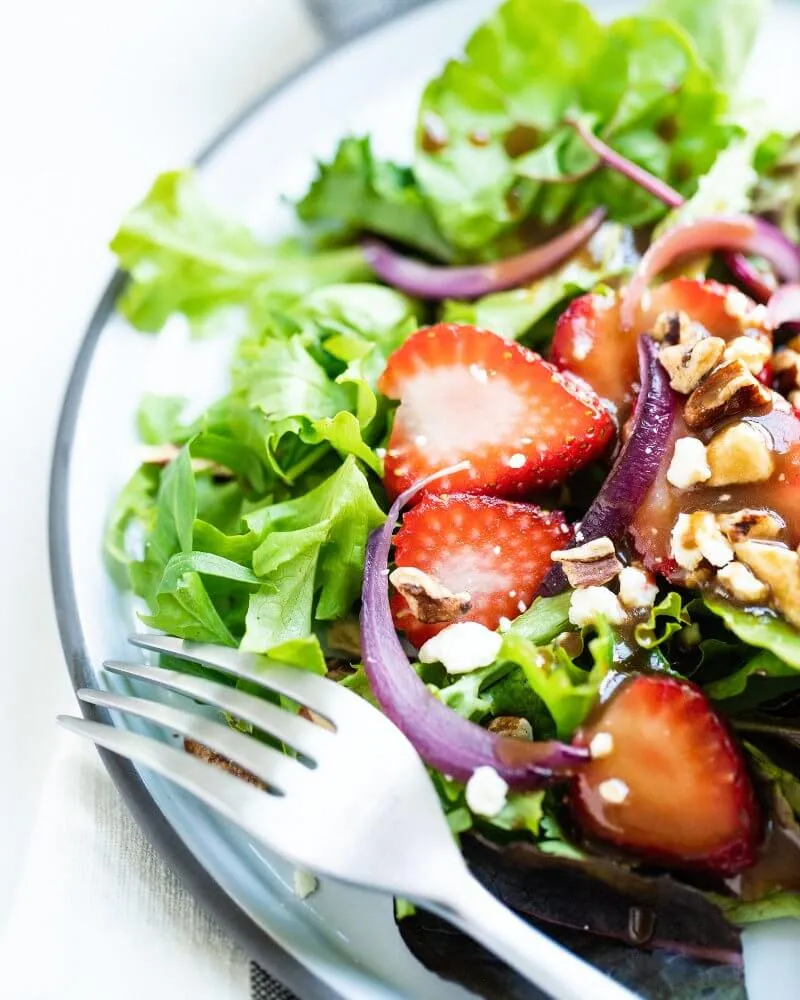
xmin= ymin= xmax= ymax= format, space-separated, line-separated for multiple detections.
xmin=59 ymin=633 xmax=640 ymax=1000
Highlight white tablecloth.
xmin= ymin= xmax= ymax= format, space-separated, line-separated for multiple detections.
xmin=0 ymin=2 xmax=321 ymax=996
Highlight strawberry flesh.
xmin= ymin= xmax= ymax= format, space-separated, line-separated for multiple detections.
xmin=378 ymin=323 xmax=614 ymax=500
xmin=573 ymin=675 xmax=761 ymax=875
xmin=391 ymin=492 xmax=571 ymax=647
xmin=551 ymin=279 xmax=771 ymax=413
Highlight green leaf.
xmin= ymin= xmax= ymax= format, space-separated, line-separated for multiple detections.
xmin=296 ymin=136 xmax=453 ymax=261
xmin=191 ymin=520 xmax=258 ymax=564
xmin=141 ymin=571 xmax=235 ymax=645
xmin=491 ymin=790 xmax=545 ymax=835
xmin=300 ymin=411 xmax=382 ymax=474
xmin=507 ymin=592 xmax=572 ymax=644
xmin=241 ymin=457 xmax=385 ymax=651
xmin=268 ymin=635 xmax=327 ymax=675
xmin=752 ymin=130 xmax=800 ymax=245
xmin=103 ymin=464 xmax=160 ymax=586
xmin=498 ymin=625 xmax=608 ymax=739
xmin=136 ymin=393 xmax=188 ymax=445
xmin=716 ymin=892 xmax=800 ymax=924
xmin=704 ymin=596 xmax=800 ymax=668
xmin=633 ymin=591 xmax=690 ymax=650
xmin=705 ymin=650 xmax=800 ymax=702
xmin=414 ymin=0 xmax=732 ymax=250
xmin=234 ymin=336 xmax=352 ymax=422
xmin=111 ymin=170 xmax=369 ymax=333
xmin=158 ymin=551 xmax=259 ymax=593
xmin=442 ymin=222 xmax=633 ymax=339
xmin=648 ymin=0 xmax=769 ymax=89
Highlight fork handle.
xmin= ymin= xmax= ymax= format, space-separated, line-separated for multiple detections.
xmin=426 ymin=870 xmax=641 ymax=1000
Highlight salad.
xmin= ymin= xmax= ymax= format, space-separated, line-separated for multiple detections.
xmin=106 ymin=0 xmax=800 ymax=995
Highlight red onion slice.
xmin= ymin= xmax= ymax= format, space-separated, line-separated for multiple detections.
xmin=767 ymin=283 xmax=800 ymax=329
xmin=362 ymin=209 xmax=606 ymax=301
xmin=541 ymin=337 xmax=678 ymax=596
xmin=360 ymin=466 xmax=589 ymax=787
xmin=621 ymin=216 xmax=800 ymax=330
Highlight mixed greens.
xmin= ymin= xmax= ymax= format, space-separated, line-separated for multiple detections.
xmin=105 ymin=0 xmax=800 ymax=988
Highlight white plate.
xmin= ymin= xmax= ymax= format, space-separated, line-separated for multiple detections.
xmin=50 ymin=1 xmax=800 ymax=998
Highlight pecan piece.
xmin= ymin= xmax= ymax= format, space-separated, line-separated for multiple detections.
xmin=707 ymin=422 xmax=775 ymax=486
xmin=684 ymin=359 xmax=772 ymax=431
xmin=551 ymin=536 xmax=622 ymax=587
xmin=184 ymin=739 xmax=265 ymax=787
xmin=651 ymin=310 xmax=706 ymax=345
xmin=659 ymin=336 xmax=725 ymax=395
xmin=487 ymin=716 xmax=534 ymax=740
xmin=389 ymin=566 xmax=471 ymax=624
xmin=716 ymin=509 xmax=784 ymax=544
xmin=734 ymin=540 xmax=800 ymax=627
xmin=772 ymin=348 xmax=800 ymax=395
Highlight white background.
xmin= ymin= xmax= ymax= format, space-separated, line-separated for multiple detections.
xmin=0 ymin=0 xmax=321 ymax=919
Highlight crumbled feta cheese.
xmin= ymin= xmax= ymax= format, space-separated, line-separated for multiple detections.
xmin=293 ymin=869 xmax=318 ymax=900
xmin=694 ymin=511 xmax=734 ymax=568
xmin=418 ymin=621 xmax=502 ymax=674
xmin=666 ymin=437 xmax=711 ymax=489
xmin=723 ymin=336 xmax=771 ymax=375
xmin=617 ymin=566 xmax=658 ymax=609
xmin=568 ymin=586 xmax=626 ymax=627
xmin=589 ymin=732 xmax=614 ymax=759
xmin=465 ymin=766 xmax=509 ymax=817
xmin=598 ymin=778 xmax=629 ymax=804
xmin=497 ymin=616 xmax=512 ymax=633
xmin=716 ymin=561 xmax=770 ymax=603
xmin=670 ymin=513 xmax=703 ymax=571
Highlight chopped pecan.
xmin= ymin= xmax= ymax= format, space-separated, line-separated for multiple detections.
xmin=716 ymin=561 xmax=770 ymax=604
xmin=707 ymin=421 xmax=775 ymax=486
xmin=389 ymin=566 xmax=471 ymax=624
xmin=651 ymin=310 xmax=704 ymax=344
xmin=299 ymin=706 xmax=336 ymax=732
xmin=659 ymin=336 xmax=726 ymax=395
xmin=684 ymin=359 xmax=772 ymax=431
xmin=723 ymin=335 xmax=771 ymax=375
xmin=551 ymin=536 xmax=622 ymax=587
xmin=487 ymin=716 xmax=534 ymax=740
xmin=772 ymin=348 xmax=800 ymax=395
xmin=716 ymin=509 xmax=784 ymax=544
xmin=184 ymin=739 xmax=265 ymax=787
xmin=734 ymin=540 xmax=800 ymax=626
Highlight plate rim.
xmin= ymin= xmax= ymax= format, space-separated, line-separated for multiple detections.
xmin=42 ymin=20 xmax=424 ymax=1000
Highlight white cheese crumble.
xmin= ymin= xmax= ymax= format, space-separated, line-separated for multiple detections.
xmin=666 ymin=437 xmax=711 ymax=489
xmin=568 ymin=586 xmax=626 ymax=627
xmin=418 ymin=621 xmax=503 ymax=674
xmin=465 ymin=766 xmax=509 ymax=817
xmin=670 ymin=513 xmax=703 ymax=570
xmin=497 ymin=616 xmax=512 ymax=633
xmin=293 ymin=869 xmax=319 ymax=900
xmin=589 ymin=732 xmax=614 ymax=759
xmin=617 ymin=566 xmax=658 ymax=609
xmin=598 ymin=778 xmax=630 ymax=804
xmin=694 ymin=512 xmax=734 ymax=568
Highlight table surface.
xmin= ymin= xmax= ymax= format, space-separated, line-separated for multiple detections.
xmin=0 ymin=0 xmax=323 ymax=923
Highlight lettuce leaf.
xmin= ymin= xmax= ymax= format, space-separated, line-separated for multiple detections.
xmin=414 ymin=0 xmax=734 ymax=251
xmin=296 ymin=136 xmax=453 ymax=261
xmin=648 ymin=0 xmax=770 ymax=90
xmin=111 ymin=170 xmax=370 ymax=334
xmin=241 ymin=456 xmax=385 ymax=652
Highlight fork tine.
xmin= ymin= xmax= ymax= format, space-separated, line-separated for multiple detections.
xmin=78 ymin=688 xmax=312 ymax=793
xmin=127 ymin=633 xmax=361 ymax=720
xmin=104 ymin=662 xmax=335 ymax=762
xmin=57 ymin=715 xmax=284 ymax=836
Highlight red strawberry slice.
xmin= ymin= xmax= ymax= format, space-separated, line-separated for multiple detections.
xmin=572 ymin=675 xmax=761 ymax=875
xmin=378 ymin=324 xmax=614 ymax=500
xmin=391 ymin=493 xmax=571 ymax=648
xmin=551 ymin=279 xmax=771 ymax=413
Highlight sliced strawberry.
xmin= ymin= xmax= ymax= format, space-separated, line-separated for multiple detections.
xmin=378 ymin=324 xmax=614 ymax=499
xmin=572 ymin=675 xmax=761 ymax=875
xmin=551 ymin=291 xmax=636 ymax=413
xmin=391 ymin=492 xmax=571 ymax=647
xmin=551 ymin=279 xmax=771 ymax=413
